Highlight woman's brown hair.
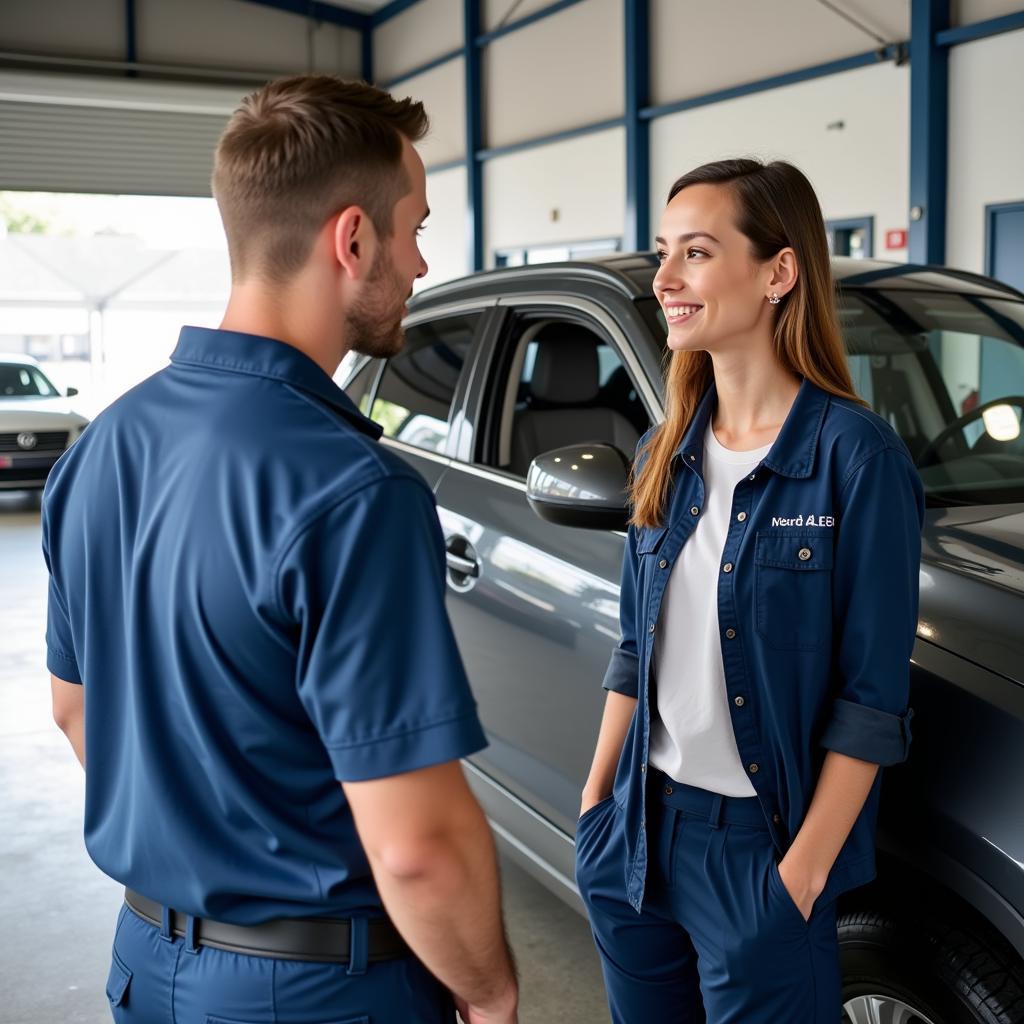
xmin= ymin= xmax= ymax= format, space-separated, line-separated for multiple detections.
xmin=630 ymin=158 xmax=868 ymax=528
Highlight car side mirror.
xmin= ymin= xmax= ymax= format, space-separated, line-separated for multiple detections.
xmin=66 ymin=387 xmax=79 ymax=397
xmin=526 ymin=443 xmax=631 ymax=532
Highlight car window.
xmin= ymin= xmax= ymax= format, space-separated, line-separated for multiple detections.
xmin=339 ymin=357 xmax=379 ymax=416
xmin=836 ymin=291 xmax=1024 ymax=504
xmin=0 ymin=363 xmax=58 ymax=398
xmin=369 ymin=314 xmax=479 ymax=454
xmin=485 ymin=316 xmax=651 ymax=478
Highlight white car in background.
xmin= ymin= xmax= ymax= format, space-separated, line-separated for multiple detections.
xmin=0 ymin=354 xmax=89 ymax=491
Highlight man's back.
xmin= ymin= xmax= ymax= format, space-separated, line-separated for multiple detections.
xmin=43 ymin=327 xmax=484 ymax=924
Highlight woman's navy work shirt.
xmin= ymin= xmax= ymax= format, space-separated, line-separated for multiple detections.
xmin=604 ymin=377 xmax=925 ymax=913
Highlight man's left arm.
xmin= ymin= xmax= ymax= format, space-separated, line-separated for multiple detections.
xmin=780 ymin=445 xmax=925 ymax=918
xmin=51 ymin=675 xmax=84 ymax=768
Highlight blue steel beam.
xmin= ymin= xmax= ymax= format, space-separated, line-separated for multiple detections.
xmin=237 ymin=0 xmax=370 ymax=30
xmin=125 ymin=0 xmax=137 ymax=64
xmin=475 ymin=0 xmax=587 ymax=45
xmin=361 ymin=25 xmax=373 ymax=81
xmin=909 ymin=0 xmax=949 ymax=266
xmin=477 ymin=117 xmax=625 ymax=162
xmin=625 ymin=0 xmax=649 ymax=252
xmin=936 ymin=10 xmax=1024 ymax=46
xmin=464 ymin=0 xmax=484 ymax=271
xmin=382 ymin=47 xmax=462 ymax=88
xmin=640 ymin=44 xmax=905 ymax=119
xmin=372 ymin=0 xmax=424 ymax=27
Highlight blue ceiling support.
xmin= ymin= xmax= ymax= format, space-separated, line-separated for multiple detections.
xmin=372 ymin=0 xmax=424 ymax=27
xmin=361 ymin=24 xmax=373 ymax=82
xmin=909 ymin=0 xmax=949 ymax=266
xmin=125 ymin=0 xmax=138 ymax=64
xmin=475 ymin=0 xmax=587 ymax=45
xmin=464 ymin=0 xmax=484 ymax=271
xmin=383 ymin=47 xmax=462 ymax=88
xmin=936 ymin=10 xmax=1024 ymax=46
xmin=625 ymin=0 xmax=649 ymax=253
xmin=640 ymin=45 xmax=905 ymax=120
xmin=238 ymin=0 xmax=370 ymax=31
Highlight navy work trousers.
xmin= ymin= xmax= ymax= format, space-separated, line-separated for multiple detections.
xmin=576 ymin=773 xmax=843 ymax=1023
xmin=104 ymin=901 xmax=455 ymax=1023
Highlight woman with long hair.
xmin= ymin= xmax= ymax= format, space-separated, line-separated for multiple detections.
xmin=574 ymin=159 xmax=924 ymax=1022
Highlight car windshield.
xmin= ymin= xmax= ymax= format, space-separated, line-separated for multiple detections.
xmin=0 ymin=363 xmax=59 ymax=398
xmin=637 ymin=290 xmax=1024 ymax=507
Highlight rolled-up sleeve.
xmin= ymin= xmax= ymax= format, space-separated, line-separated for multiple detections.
xmin=603 ymin=524 xmax=641 ymax=698
xmin=276 ymin=474 xmax=487 ymax=782
xmin=821 ymin=446 xmax=924 ymax=765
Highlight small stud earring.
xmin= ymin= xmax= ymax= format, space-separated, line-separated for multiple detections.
xmin=768 ymin=293 xmax=781 ymax=305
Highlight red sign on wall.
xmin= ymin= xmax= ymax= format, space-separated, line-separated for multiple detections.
xmin=885 ymin=229 xmax=908 ymax=250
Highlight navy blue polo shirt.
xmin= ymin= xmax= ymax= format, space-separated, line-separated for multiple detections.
xmin=604 ymin=377 xmax=925 ymax=912
xmin=42 ymin=326 xmax=486 ymax=924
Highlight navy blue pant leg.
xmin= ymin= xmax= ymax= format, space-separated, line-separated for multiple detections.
xmin=575 ymin=795 xmax=707 ymax=1023
xmin=576 ymin=785 xmax=842 ymax=1024
xmin=105 ymin=903 xmax=455 ymax=1023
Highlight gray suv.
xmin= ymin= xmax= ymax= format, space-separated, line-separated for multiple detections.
xmin=340 ymin=255 xmax=1024 ymax=1024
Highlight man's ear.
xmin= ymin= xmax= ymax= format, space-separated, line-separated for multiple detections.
xmin=333 ymin=206 xmax=376 ymax=281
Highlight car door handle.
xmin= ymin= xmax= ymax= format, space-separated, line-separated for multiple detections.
xmin=445 ymin=549 xmax=480 ymax=578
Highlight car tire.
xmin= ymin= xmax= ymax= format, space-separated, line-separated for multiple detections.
xmin=839 ymin=906 xmax=1024 ymax=1024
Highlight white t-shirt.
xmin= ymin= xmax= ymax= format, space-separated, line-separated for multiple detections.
xmin=648 ymin=421 xmax=773 ymax=796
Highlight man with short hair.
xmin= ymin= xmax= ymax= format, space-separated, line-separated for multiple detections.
xmin=44 ymin=75 xmax=518 ymax=1024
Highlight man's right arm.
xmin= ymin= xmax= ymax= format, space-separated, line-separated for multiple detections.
xmin=344 ymin=761 xmax=517 ymax=1024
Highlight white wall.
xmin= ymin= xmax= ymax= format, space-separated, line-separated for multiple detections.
xmin=394 ymin=59 xmax=466 ymax=168
xmin=649 ymin=62 xmax=911 ymax=261
xmin=650 ymin=0 xmax=908 ymax=106
xmin=373 ymin=0 xmax=462 ymax=83
xmin=484 ymin=0 xmax=622 ymax=148
xmin=483 ymin=127 xmax=625 ymax=265
xmin=419 ymin=165 xmax=469 ymax=290
xmin=947 ymin=28 xmax=1024 ymax=274
xmin=0 ymin=0 xmax=362 ymax=76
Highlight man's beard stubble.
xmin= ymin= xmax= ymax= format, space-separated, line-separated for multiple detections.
xmin=346 ymin=245 xmax=411 ymax=360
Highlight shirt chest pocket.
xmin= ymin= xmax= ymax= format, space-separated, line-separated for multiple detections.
xmin=754 ymin=530 xmax=834 ymax=651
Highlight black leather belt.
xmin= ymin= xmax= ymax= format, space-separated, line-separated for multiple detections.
xmin=124 ymin=889 xmax=409 ymax=964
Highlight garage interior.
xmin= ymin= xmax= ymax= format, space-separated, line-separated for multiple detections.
xmin=1 ymin=1 xmax=1023 ymax=1022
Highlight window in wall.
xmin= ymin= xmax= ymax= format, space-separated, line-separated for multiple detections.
xmin=483 ymin=315 xmax=650 ymax=477
xmin=827 ymin=217 xmax=874 ymax=259
xmin=494 ymin=238 xmax=622 ymax=268
xmin=370 ymin=314 xmax=480 ymax=453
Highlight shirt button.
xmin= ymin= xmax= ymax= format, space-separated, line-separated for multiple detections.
xmin=690 ymin=506 xmax=700 ymax=516
xmin=689 ymin=455 xmax=696 ymax=462
xmin=722 ymin=562 xmax=733 ymax=573
xmin=798 ymin=547 xmax=812 ymax=561
xmin=664 ymin=785 xmax=674 ymax=795
xmin=772 ymin=813 xmax=781 ymax=823
xmin=748 ymin=763 xmax=759 ymax=774
xmin=737 ymin=512 xmax=747 ymax=522
xmin=734 ymin=695 xmax=745 ymax=707
xmin=659 ymin=559 xmax=668 ymax=569
xmin=749 ymin=473 xmax=756 ymax=481
xmin=640 ymin=762 xmax=646 ymax=772
xmin=649 ymin=623 xmax=656 ymax=634
xmin=725 ymin=628 xmax=736 ymax=639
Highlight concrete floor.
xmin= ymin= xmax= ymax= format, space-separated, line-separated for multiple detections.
xmin=0 ymin=491 xmax=609 ymax=1024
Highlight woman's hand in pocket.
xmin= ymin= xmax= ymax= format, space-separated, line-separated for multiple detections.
xmin=579 ymin=788 xmax=611 ymax=819
xmin=777 ymin=856 xmax=826 ymax=922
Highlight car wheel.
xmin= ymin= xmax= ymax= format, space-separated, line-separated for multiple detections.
xmin=839 ymin=907 xmax=1024 ymax=1024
